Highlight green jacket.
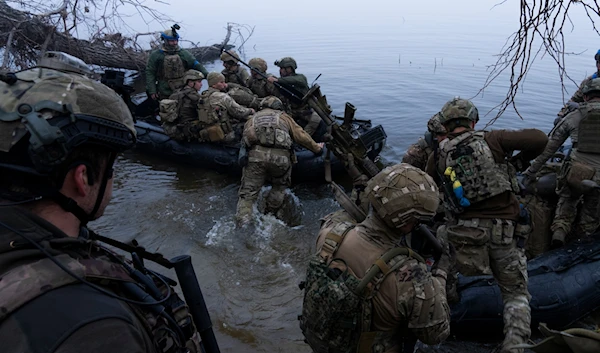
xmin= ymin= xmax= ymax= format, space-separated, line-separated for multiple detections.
xmin=278 ymin=73 xmax=309 ymax=95
xmin=145 ymin=48 xmax=208 ymax=97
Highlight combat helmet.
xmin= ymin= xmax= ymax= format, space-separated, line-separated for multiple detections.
xmin=582 ymin=78 xmax=600 ymax=95
xmin=161 ymin=24 xmax=180 ymax=41
xmin=0 ymin=64 xmax=136 ymax=221
xmin=38 ymin=51 xmax=92 ymax=76
xmin=274 ymin=57 xmax=297 ymax=70
xmin=260 ymin=96 xmax=284 ymax=110
xmin=594 ymin=49 xmax=600 ymax=62
xmin=220 ymin=50 xmax=241 ymax=64
xmin=427 ymin=112 xmax=446 ymax=135
xmin=249 ymin=58 xmax=268 ymax=73
xmin=439 ymin=97 xmax=479 ymax=125
xmin=366 ymin=163 xmax=439 ymax=231
xmin=183 ymin=69 xmax=204 ymax=83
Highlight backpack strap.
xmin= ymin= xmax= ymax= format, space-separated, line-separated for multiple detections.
xmin=355 ymin=247 xmax=425 ymax=353
xmin=318 ymin=221 xmax=355 ymax=261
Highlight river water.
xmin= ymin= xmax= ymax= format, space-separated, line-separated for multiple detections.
xmin=93 ymin=1 xmax=598 ymax=352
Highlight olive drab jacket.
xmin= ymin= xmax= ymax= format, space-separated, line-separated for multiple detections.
xmin=308 ymin=213 xmax=451 ymax=352
xmin=0 ymin=206 xmax=201 ymax=353
xmin=222 ymin=66 xmax=251 ymax=87
xmin=146 ymin=47 xmax=208 ymax=98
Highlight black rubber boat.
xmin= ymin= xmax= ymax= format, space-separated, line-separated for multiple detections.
xmin=134 ymin=118 xmax=387 ymax=182
xmin=451 ymin=234 xmax=600 ymax=338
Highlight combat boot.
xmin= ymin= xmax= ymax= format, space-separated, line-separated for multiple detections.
xmin=551 ymin=229 xmax=567 ymax=249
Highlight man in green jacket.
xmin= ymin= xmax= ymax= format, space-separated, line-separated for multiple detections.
xmin=267 ymin=57 xmax=321 ymax=136
xmin=146 ymin=26 xmax=208 ymax=100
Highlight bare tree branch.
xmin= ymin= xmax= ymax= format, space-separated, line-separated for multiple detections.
xmin=478 ymin=0 xmax=600 ymax=127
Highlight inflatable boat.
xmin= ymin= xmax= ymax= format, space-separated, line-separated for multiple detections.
xmin=134 ymin=119 xmax=387 ymax=182
xmin=451 ymin=233 xmax=600 ymax=338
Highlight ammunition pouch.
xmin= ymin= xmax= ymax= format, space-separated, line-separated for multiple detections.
xmin=564 ymin=160 xmax=596 ymax=196
xmin=199 ymin=125 xmax=225 ymax=142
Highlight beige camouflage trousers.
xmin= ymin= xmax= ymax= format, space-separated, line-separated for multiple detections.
xmin=293 ymin=110 xmax=321 ymax=136
xmin=438 ymin=218 xmax=531 ymax=353
xmin=552 ymin=164 xmax=600 ymax=236
xmin=236 ymin=146 xmax=292 ymax=224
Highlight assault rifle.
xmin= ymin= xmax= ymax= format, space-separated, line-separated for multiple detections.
xmin=93 ymin=233 xmax=221 ymax=353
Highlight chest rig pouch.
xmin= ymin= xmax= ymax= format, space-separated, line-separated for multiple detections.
xmin=440 ymin=131 xmax=513 ymax=205
xmin=197 ymin=90 xmax=220 ymax=126
xmin=299 ymin=222 xmax=424 ymax=353
xmin=162 ymin=53 xmax=185 ymax=91
xmin=577 ymin=102 xmax=600 ymax=154
xmin=244 ymin=110 xmax=292 ymax=149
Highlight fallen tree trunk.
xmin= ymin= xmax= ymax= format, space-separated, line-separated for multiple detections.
xmin=0 ymin=1 xmax=230 ymax=70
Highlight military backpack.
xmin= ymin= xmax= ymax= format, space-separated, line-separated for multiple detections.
xmin=299 ymin=222 xmax=424 ymax=353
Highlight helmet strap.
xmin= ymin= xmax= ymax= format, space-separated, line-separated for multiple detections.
xmin=88 ymin=152 xmax=116 ymax=222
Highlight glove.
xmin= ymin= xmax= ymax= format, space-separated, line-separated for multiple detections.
xmin=432 ymin=241 xmax=455 ymax=276
xmin=566 ymin=101 xmax=580 ymax=111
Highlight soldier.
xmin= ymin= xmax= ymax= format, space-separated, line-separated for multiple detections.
xmin=146 ymin=25 xmax=208 ymax=100
xmin=236 ymin=97 xmax=323 ymax=226
xmin=247 ymin=57 xmax=280 ymax=98
xmin=299 ymin=164 xmax=451 ymax=353
xmin=0 ymin=57 xmax=205 ymax=352
xmin=160 ymin=69 xmax=204 ymax=141
xmin=523 ymin=78 xmax=600 ymax=248
xmin=556 ymin=49 xmax=600 ymax=120
xmin=402 ymin=112 xmax=447 ymax=171
xmin=428 ymin=98 xmax=548 ymax=353
xmin=220 ymin=50 xmax=250 ymax=87
xmin=267 ymin=57 xmax=322 ymax=136
xmin=198 ymin=72 xmax=255 ymax=143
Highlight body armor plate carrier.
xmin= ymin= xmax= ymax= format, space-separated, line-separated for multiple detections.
xmin=577 ymin=102 xmax=600 ymax=154
xmin=439 ymin=131 xmax=514 ymax=205
xmin=243 ymin=110 xmax=293 ymax=149
xmin=299 ymin=222 xmax=424 ymax=353
xmin=162 ymin=53 xmax=185 ymax=91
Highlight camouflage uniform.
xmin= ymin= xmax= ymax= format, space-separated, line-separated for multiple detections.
xmin=525 ymin=101 xmax=600 ymax=239
xmin=300 ymin=165 xmax=450 ymax=353
xmin=222 ymin=66 xmax=250 ymax=87
xmin=162 ymin=85 xmax=201 ymax=141
xmin=430 ymin=98 xmax=548 ymax=353
xmin=198 ymin=85 xmax=254 ymax=143
xmin=0 ymin=63 xmax=202 ymax=353
xmin=146 ymin=46 xmax=207 ymax=99
xmin=402 ymin=113 xmax=446 ymax=171
xmin=236 ymin=102 xmax=321 ymax=225
xmin=247 ymin=58 xmax=281 ymax=98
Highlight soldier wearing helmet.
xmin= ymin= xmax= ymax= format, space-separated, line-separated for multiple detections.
xmin=556 ymin=49 xmax=600 ymax=120
xmin=194 ymin=72 xmax=255 ymax=143
xmin=146 ymin=24 xmax=208 ymax=100
xmin=402 ymin=112 xmax=448 ymax=171
xmin=524 ymin=78 xmax=600 ymax=248
xmin=267 ymin=57 xmax=322 ymax=136
xmin=300 ymin=164 xmax=451 ymax=353
xmin=160 ymin=69 xmax=205 ymax=141
xmin=429 ymin=97 xmax=547 ymax=353
xmin=220 ymin=50 xmax=250 ymax=87
xmin=236 ymin=96 xmax=323 ymax=227
xmin=0 ymin=56 xmax=203 ymax=352
xmin=247 ymin=57 xmax=281 ymax=99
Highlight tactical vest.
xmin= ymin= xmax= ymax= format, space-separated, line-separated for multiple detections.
xmin=170 ymin=87 xmax=200 ymax=123
xmin=299 ymin=222 xmax=424 ymax=353
xmin=227 ymin=83 xmax=260 ymax=109
xmin=243 ymin=110 xmax=293 ymax=149
xmin=439 ymin=131 xmax=514 ymax=205
xmin=576 ymin=102 xmax=600 ymax=154
xmin=222 ymin=68 xmax=247 ymax=87
xmin=162 ymin=52 xmax=185 ymax=91
xmin=0 ymin=243 xmax=200 ymax=353
xmin=248 ymin=77 xmax=270 ymax=98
